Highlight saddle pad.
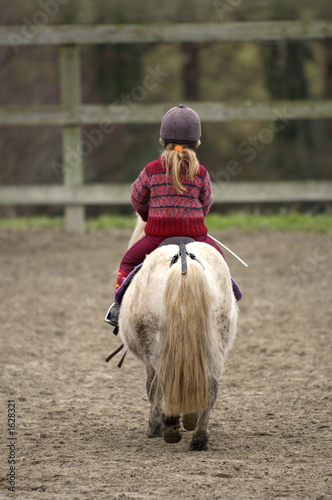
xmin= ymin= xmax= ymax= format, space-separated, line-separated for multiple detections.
xmin=115 ymin=263 xmax=143 ymax=305
xmin=231 ymin=277 xmax=242 ymax=302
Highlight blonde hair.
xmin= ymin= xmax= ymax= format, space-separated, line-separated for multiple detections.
xmin=160 ymin=142 xmax=200 ymax=195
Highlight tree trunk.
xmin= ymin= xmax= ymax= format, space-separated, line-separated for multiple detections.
xmin=181 ymin=43 xmax=200 ymax=101
xmin=261 ymin=40 xmax=314 ymax=178
xmin=180 ymin=0 xmax=199 ymax=101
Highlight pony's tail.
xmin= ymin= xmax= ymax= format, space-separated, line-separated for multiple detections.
xmin=128 ymin=214 xmax=146 ymax=249
xmin=155 ymin=261 xmax=211 ymax=416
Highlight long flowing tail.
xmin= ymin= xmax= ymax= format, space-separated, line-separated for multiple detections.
xmin=155 ymin=260 xmax=212 ymax=416
xmin=128 ymin=214 xmax=146 ymax=248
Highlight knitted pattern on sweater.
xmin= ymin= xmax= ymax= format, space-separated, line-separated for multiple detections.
xmin=131 ymin=158 xmax=212 ymax=237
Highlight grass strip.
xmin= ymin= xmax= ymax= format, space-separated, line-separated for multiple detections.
xmin=0 ymin=213 xmax=331 ymax=233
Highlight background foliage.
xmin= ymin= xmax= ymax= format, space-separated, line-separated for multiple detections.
xmin=1 ymin=0 xmax=332 ymax=215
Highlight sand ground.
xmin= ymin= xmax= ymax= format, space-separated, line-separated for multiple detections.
xmin=1 ymin=228 xmax=331 ymax=499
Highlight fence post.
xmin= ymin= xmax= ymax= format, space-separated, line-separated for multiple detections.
xmin=59 ymin=45 xmax=85 ymax=233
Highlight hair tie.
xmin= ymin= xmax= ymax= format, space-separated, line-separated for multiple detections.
xmin=174 ymin=145 xmax=183 ymax=153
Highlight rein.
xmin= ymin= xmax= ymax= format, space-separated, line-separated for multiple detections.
xmin=105 ymin=343 xmax=127 ymax=368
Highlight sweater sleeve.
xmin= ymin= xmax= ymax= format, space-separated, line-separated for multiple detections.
xmin=199 ymin=169 xmax=212 ymax=216
xmin=131 ymin=167 xmax=151 ymax=221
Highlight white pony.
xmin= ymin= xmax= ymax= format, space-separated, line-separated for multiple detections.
xmin=119 ymin=216 xmax=238 ymax=451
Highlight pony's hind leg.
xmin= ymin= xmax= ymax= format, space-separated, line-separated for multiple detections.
xmin=190 ymin=378 xmax=218 ymax=451
xmin=146 ymin=364 xmax=162 ymax=438
xmin=146 ymin=365 xmax=181 ymax=443
xmin=189 ymin=409 xmax=210 ymax=451
xmin=182 ymin=413 xmax=198 ymax=431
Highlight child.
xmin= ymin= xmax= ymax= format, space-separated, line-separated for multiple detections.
xmin=106 ymin=104 xmax=228 ymax=327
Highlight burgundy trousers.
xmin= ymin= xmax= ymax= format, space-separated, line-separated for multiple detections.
xmin=118 ymin=234 xmax=225 ymax=278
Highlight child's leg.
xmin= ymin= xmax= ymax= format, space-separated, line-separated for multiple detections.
xmin=115 ymin=235 xmax=165 ymax=293
xmin=106 ymin=235 xmax=165 ymax=329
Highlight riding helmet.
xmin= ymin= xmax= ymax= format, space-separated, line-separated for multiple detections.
xmin=160 ymin=104 xmax=201 ymax=148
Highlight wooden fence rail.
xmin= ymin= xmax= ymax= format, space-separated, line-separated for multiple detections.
xmin=0 ymin=181 xmax=331 ymax=206
xmin=1 ymin=21 xmax=332 ymax=232
xmin=2 ymin=100 xmax=332 ymax=126
xmin=1 ymin=20 xmax=332 ymax=46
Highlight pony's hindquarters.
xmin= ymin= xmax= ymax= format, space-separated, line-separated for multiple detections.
xmin=154 ymin=258 xmax=216 ymax=417
xmin=119 ymin=242 xmax=237 ymax=450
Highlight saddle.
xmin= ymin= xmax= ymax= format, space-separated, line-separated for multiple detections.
xmin=114 ymin=237 xmax=242 ymax=306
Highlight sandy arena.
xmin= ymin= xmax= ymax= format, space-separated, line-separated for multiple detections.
xmin=1 ymin=227 xmax=331 ymax=499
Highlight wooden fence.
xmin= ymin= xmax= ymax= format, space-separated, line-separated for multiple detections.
xmin=1 ymin=21 xmax=332 ymax=232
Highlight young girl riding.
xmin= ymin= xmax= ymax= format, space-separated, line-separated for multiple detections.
xmin=106 ymin=104 xmax=234 ymax=327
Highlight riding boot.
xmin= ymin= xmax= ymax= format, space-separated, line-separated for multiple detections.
xmin=105 ymin=302 xmax=120 ymax=327
xmin=115 ymin=269 xmax=129 ymax=291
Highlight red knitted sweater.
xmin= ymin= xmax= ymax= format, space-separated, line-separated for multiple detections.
xmin=131 ymin=158 xmax=212 ymax=237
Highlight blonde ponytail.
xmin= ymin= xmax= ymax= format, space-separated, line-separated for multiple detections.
xmin=161 ymin=143 xmax=200 ymax=195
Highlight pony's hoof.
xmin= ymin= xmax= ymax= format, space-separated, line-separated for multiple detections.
xmin=147 ymin=423 xmax=162 ymax=438
xmin=190 ymin=430 xmax=209 ymax=451
xmin=163 ymin=428 xmax=182 ymax=444
xmin=182 ymin=413 xmax=198 ymax=431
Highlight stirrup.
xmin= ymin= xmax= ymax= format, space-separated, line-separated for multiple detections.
xmin=104 ymin=302 xmax=120 ymax=327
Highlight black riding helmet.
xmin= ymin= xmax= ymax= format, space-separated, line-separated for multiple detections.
xmin=160 ymin=104 xmax=201 ymax=149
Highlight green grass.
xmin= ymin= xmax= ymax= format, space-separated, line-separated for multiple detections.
xmin=0 ymin=216 xmax=63 ymax=230
xmin=0 ymin=213 xmax=331 ymax=233
xmin=86 ymin=214 xmax=137 ymax=230
xmin=205 ymin=213 xmax=332 ymax=233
